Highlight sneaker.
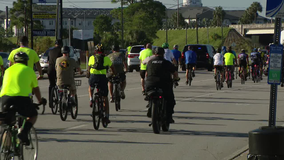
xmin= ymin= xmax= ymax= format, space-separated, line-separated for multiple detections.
xmin=144 ymin=96 xmax=149 ymax=101
xmin=18 ymin=132 xmax=30 ymax=146
xmin=185 ymin=81 xmax=188 ymax=85
xmin=175 ymin=82 xmax=179 ymax=87
xmin=168 ymin=116 xmax=175 ymax=123
xmin=121 ymin=91 xmax=125 ymax=99
xmin=105 ymin=117 xmax=111 ymax=124
xmin=110 ymin=97 xmax=114 ymax=103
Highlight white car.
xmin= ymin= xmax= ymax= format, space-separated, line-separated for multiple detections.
xmin=40 ymin=46 xmax=80 ymax=75
xmin=127 ymin=45 xmax=145 ymax=72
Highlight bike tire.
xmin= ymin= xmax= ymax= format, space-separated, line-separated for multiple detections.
xmin=59 ymin=99 xmax=68 ymax=121
xmin=102 ymin=113 xmax=109 ymax=128
xmin=92 ymin=96 xmax=100 ymax=130
xmin=0 ymin=129 xmax=11 ymax=160
xmin=151 ymin=100 xmax=160 ymax=134
xmin=22 ymin=127 xmax=38 ymax=160
xmin=189 ymin=70 xmax=192 ymax=86
xmin=114 ymin=85 xmax=121 ymax=111
xmin=51 ymin=87 xmax=58 ymax=115
xmin=162 ymin=122 xmax=170 ymax=132
xmin=71 ymin=95 xmax=78 ymax=119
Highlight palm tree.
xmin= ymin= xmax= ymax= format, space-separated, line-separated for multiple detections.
xmin=250 ymin=2 xmax=262 ymax=23
xmin=212 ymin=6 xmax=226 ymax=26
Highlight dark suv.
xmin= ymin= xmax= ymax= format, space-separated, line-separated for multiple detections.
xmin=181 ymin=44 xmax=215 ymax=71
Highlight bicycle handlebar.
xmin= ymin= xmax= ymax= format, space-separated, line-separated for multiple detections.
xmin=33 ymin=97 xmax=47 ymax=110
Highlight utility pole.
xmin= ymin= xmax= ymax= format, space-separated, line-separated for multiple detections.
xmin=166 ymin=17 xmax=168 ymax=43
xmin=60 ymin=0 xmax=63 ymax=40
xmin=24 ymin=1 xmax=27 ymax=36
xmin=55 ymin=0 xmax=59 ymax=39
xmin=121 ymin=0 xmax=124 ymax=48
xmin=196 ymin=16 xmax=199 ymax=44
xmin=69 ymin=18 xmax=71 ymax=46
xmin=5 ymin=6 xmax=8 ymax=37
xmin=177 ymin=0 xmax=179 ymax=28
xmin=185 ymin=23 xmax=188 ymax=44
xmin=221 ymin=16 xmax=223 ymax=42
xmin=30 ymin=0 xmax=33 ymax=49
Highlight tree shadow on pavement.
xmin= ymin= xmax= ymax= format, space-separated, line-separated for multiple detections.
xmin=174 ymin=111 xmax=255 ymax=116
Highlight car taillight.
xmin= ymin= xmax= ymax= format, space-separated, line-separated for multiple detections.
xmin=128 ymin=54 xmax=139 ymax=58
xmin=206 ymin=53 xmax=209 ymax=59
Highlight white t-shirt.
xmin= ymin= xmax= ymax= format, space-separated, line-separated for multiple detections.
xmin=213 ymin=53 xmax=223 ymax=66
xmin=164 ymin=49 xmax=174 ymax=62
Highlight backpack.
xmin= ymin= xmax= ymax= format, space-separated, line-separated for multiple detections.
xmin=93 ymin=54 xmax=106 ymax=70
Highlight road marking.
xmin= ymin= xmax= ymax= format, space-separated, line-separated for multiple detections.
xmin=64 ymin=124 xmax=87 ymax=131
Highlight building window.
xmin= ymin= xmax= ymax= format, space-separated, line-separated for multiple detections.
xmin=49 ymin=20 xmax=54 ymax=26
xmin=71 ymin=21 xmax=74 ymax=26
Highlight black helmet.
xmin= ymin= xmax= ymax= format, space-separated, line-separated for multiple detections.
xmin=112 ymin=44 xmax=120 ymax=51
xmin=14 ymin=52 xmax=29 ymax=63
xmin=55 ymin=39 xmax=63 ymax=46
xmin=95 ymin=43 xmax=104 ymax=52
xmin=154 ymin=47 xmax=165 ymax=55
xmin=61 ymin=46 xmax=70 ymax=54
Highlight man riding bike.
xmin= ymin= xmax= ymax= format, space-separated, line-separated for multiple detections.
xmin=88 ymin=44 xmax=115 ymax=123
xmin=171 ymin=44 xmax=181 ymax=71
xmin=145 ymin=47 xmax=179 ymax=123
xmin=0 ymin=52 xmax=46 ymax=145
xmin=250 ymin=48 xmax=261 ymax=81
xmin=139 ymin=43 xmax=153 ymax=95
xmin=224 ymin=48 xmax=236 ymax=81
xmin=55 ymin=46 xmax=82 ymax=105
xmin=107 ymin=45 xmax=127 ymax=102
xmin=162 ymin=43 xmax=177 ymax=65
xmin=258 ymin=48 xmax=265 ymax=80
xmin=213 ymin=48 xmax=224 ymax=83
xmin=184 ymin=46 xmax=197 ymax=84
xmin=238 ymin=49 xmax=249 ymax=80
xmin=8 ymin=36 xmax=43 ymax=79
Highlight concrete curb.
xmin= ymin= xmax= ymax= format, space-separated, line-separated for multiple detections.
xmin=223 ymin=145 xmax=248 ymax=160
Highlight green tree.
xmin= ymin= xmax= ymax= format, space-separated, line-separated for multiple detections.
xmin=93 ymin=15 xmax=113 ymax=38
xmin=169 ymin=12 xmax=187 ymax=28
xmin=211 ymin=6 xmax=225 ymax=27
xmin=239 ymin=2 xmax=262 ymax=24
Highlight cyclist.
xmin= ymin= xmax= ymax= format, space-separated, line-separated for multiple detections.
xmin=224 ymin=48 xmax=236 ymax=82
xmin=88 ymin=44 xmax=114 ymax=123
xmin=238 ymin=49 xmax=249 ymax=80
xmin=221 ymin=46 xmax=227 ymax=55
xmin=55 ymin=46 xmax=82 ymax=105
xmin=250 ymin=48 xmax=261 ymax=81
xmin=258 ymin=48 xmax=265 ymax=80
xmin=145 ymin=47 xmax=179 ymax=123
xmin=184 ymin=46 xmax=197 ymax=84
xmin=213 ymin=48 xmax=224 ymax=84
xmin=0 ymin=52 xmax=45 ymax=145
xmin=171 ymin=44 xmax=181 ymax=71
xmin=47 ymin=39 xmax=63 ymax=108
xmin=162 ymin=43 xmax=177 ymax=65
xmin=107 ymin=44 xmax=127 ymax=102
xmin=139 ymin=43 xmax=153 ymax=95
xmin=8 ymin=36 xmax=43 ymax=79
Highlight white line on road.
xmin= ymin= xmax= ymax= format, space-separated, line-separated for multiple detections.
xmin=64 ymin=124 xmax=87 ymax=131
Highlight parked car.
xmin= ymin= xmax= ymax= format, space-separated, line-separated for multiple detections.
xmin=181 ymin=44 xmax=215 ymax=71
xmin=127 ymin=45 xmax=145 ymax=72
xmin=0 ymin=52 xmax=10 ymax=69
xmin=39 ymin=46 xmax=80 ymax=75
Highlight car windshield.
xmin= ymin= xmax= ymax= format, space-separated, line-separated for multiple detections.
xmin=0 ymin=52 xmax=8 ymax=58
xmin=131 ymin=47 xmax=144 ymax=53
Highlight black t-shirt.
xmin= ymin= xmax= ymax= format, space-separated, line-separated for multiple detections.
xmin=146 ymin=56 xmax=176 ymax=85
xmin=48 ymin=46 xmax=63 ymax=73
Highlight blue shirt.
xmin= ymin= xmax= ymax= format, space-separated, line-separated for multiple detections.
xmin=171 ymin=49 xmax=181 ymax=62
xmin=185 ymin=50 xmax=197 ymax=64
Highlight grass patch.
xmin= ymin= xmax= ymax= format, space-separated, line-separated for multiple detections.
xmin=153 ymin=27 xmax=231 ymax=50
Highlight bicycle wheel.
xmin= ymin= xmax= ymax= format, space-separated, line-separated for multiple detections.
xmin=189 ymin=70 xmax=192 ymax=86
xmin=59 ymin=98 xmax=68 ymax=121
xmin=71 ymin=95 xmax=78 ymax=119
xmin=92 ymin=96 xmax=100 ymax=130
xmin=114 ymin=84 xmax=121 ymax=112
xmin=22 ymin=127 xmax=38 ymax=160
xmin=0 ymin=129 xmax=12 ymax=160
xmin=151 ymin=99 xmax=160 ymax=134
xmin=216 ymin=72 xmax=220 ymax=90
xmin=51 ymin=87 xmax=58 ymax=115
xmin=102 ymin=110 xmax=109 ymax=128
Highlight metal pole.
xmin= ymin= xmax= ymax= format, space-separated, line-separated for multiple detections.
xmin=177 ymin=0 xmax=179 ymax=28
xmin=121 ymin=0 xmax=124 ymax=48
xmin=207 ymin=25 xmax=209 ymax=44
xmin=30 ymin=0 xmax=33 ymax=49
xmin=268 ymin=18 xmax=282 ymax=127
xmin=55 ymin=0 xmax=59 ymax=39
xmin=83 ymin=11 xmax=85 ymax=50
xmin=221 ymin=17 xmax=223 ymax=42
xmin=196 ymin=17 xmax=199 ymax=44
xmin=185 ymin=23 xmax=187 ymax=44
xmin=60 ymin=0 xmax=63 ymax=40
xmin=166 ymin=17 xmax=168 ymax=43
xmin=69 ymin=18 xmax=71 ymax=46
xmin=5 ymin=6 xmax=8 ymax=36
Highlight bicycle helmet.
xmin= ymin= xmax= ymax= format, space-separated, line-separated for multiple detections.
xmin=173 ymin=44 xmax=178 ymax=49
xmin=55 ymin=39 xmax=63 ymax=46
xmin=14 ymin=52 xmax=29 ymax=63
xmin=112 ymin=44 xmax=120 ymax=52
xmin=61 ymin=46 xmax=70 ymax=54
xmin=154 ymin=47 xmax=165 ymax=55
xmin=162 ymin=43 xmax=169 ymax=49
xmin=95 ymin=43 xmax=104 ymax=52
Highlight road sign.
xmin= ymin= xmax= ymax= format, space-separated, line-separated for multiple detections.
xmin=266 ymin=0 xmax=284 ymax=17
xmin=32 ymin=0 xmax=57 ymax=3
xmin=268 ymin=45 xmax=283 ymax=84
xmin=33 ymin=29 xmax=55 ymax=36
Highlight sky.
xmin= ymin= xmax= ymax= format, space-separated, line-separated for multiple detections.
xmin=0 ymin=0 xmax=267 ymax=16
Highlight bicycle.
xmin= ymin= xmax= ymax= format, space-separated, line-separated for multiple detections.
xmin=226 ymin=66 xmax=233 ymax=88
xmin=235 ymin=66 xmax=238 ymax=80
xmin=91 ymin=83 xmax=109 ymax=130
xmin=252 ymin=64 xmax=260 ymax=83
xmin=50 ymin=86 xmax=59 ymax=115
xmin=187 ymin=65 xmax=194 ymax=86
xmin=58 ymin=80 xmax=81 ymax=121
xmin=216 ymin=69 xmax=222 ymax=90
xmin=110 ymin=75 xmax=121 ymax=112
xmin=30 ymin=94 xmax=45 ymax=115
xmin=239 ymin=66 xmax=246 ymax=84
xmin=0 ymin=100 xmax=46 ymax=160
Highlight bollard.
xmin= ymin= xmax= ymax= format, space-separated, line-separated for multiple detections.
xmin=248 ymin=126 xmax=284 ymax=160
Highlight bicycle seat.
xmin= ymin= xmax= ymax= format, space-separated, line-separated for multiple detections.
xmin=146 ymin=88 xmax=163 ymax=97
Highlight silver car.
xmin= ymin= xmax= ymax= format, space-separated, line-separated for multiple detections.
xmin=127 ymin=45 xmax=145 ymax=72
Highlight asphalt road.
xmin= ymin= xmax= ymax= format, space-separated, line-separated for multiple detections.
xmin=33 ymin=70 xmax=284 ymax=160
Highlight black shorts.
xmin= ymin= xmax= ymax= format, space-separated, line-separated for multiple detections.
xmin=140 ymin=70 xmax=146 ymax=79
xmin=89 ymin=74 xmax=108 ymax=97
xmin=239 ymin=61 xmax=247 ymax=69
xmin=186 ymin=64 xmax=196 ymax=70
xmin=225 ymin=65 xmax=234 ymax=71
xmin=214 ymin=66 xmax=223 ymax=72
xmin=1 ymin=96 xmax=38 ymax=117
